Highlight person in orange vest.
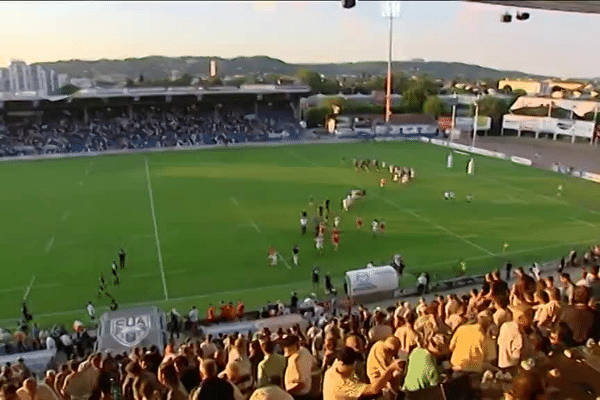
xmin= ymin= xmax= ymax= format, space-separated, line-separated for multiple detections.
xmin=332 ymin=228 xmax=340 ymax=252
xmin=206 ymin=304 xmax=216 ymax=324
xmin=227 ymin=301 xmax=236 ymax=320
xmin=379 ymin=219 xmax=386 ymax=234
xmin=236 ymin=300 xmax=245 ymax=320
xmin=219 ymin=301 xmax=228 ymax=321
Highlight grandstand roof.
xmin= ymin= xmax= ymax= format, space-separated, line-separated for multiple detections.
xmin=468 ymin=1 xmax=600 ymax=14
xmin=0 ymin=84 xmax=310 ymax=103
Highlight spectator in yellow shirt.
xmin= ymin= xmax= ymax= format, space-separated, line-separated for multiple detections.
xmin=449 ymin=311 xmax=498 ymax=373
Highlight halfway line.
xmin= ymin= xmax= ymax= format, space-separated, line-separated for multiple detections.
xmin=145 ymin=157 xmax=169 ymax=300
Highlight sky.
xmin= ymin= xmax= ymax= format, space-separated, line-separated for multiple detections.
xmin=0 ymin=1 xmax=599 ymax=78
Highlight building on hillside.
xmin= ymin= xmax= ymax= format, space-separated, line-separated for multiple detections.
xmin=3 ymin=60 xmax=62 ymax=95
xmin=498 ymin=78 xmax=588 ymax=97
xmin=210 ymin=60 xmax=218 ymax=78
xmin=498 ymin=79 xmax=543 ymax=95
xmin=325 ymin=113 xmax=438 ymax=137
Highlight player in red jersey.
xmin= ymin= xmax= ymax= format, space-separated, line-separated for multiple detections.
xmin=356 ymin=216 xmax=363 ymax=229
xmin=268 ymin=246 xmax=277 ymax=267
xmin=379 ymin=219 xmax=386 ymax=234
xmin=332 ymin=228 xmax=340 ymax=251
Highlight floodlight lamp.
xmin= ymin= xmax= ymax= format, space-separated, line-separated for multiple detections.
xmin=382 ymin=1 xmax=401 ymax=18
xmin=501 ymin=12 xmax=512 ymax=23
xmin=342 ymin=0 xmax=356 ymax=9
xmin=516 ymin=12 xmax=529 ymax=21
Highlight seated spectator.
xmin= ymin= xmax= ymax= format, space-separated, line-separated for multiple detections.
xmin=449 ymin=311 xmax=497 ymax=373
xmin=402 ymin=334 xmax=445 ymax=393
xmin=366 ymin=336 xmax=400 ymax=385
xmin=395 ymin=312 xmax=420 ymax=357
xmin=249 ymin=376 xmax=292 ymax=400
xmin=257 ymin=340 xmax=286 ymax=389
xmin=322 ymin=347 xmax=402 ymax=400
xmin=497 ymin=308 xmax=535 ymax=371
xmin=191 ymin=359 xmax=236 ymax=400
xmin=343 ymin=335 xmax=367 ymax=383
xmin=281 ymin=335 xmax=318 ymax=400
xmin=560 ymin=286 xmax=596 ymax=345
xmin=17 ymin=378 xmax=58 ymax=400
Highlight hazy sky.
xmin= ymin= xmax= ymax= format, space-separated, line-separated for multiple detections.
xmin=1 ymin=1 xmax=599 ymax=78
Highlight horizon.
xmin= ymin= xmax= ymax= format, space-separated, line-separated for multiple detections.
xmin=2 ymin=1 xmax=600 ymax=79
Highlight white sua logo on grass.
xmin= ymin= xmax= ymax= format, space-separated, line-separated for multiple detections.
xmin=110 ymin=315 xmax=151 ymax=347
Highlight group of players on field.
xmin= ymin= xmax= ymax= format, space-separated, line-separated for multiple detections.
xmin=353 ymin=158 xmax=415 ymax=188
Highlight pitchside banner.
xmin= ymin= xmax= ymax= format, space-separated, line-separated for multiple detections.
xmin=502 ymin=115 xmax=594 ymax=138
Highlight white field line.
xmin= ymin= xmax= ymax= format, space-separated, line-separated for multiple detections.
xmin=2 ymin=238 xmax=597 ymax=324
xmin=288 ymin=149 xmax=495 ymax=257
xmin=0 ymin=282 xmax=62 ymax=295
xmin=145 ymin=157 xmax=169 ymax=300
xmin=569 ymin=217 xmax=596 ymax=227
xmin=44 ymin=235 xmax=55 ymax=254
xmin=480 ymin=175 xmax=600 ymax=216
xmin=23 ymin=276 xmax=35 ymax=301
xmin=250 ymin=219 xmax=261 ymax=233
xmin=132 ymin=269 xmax=188 ymax=279
xmin=404 ymin=207 xmax=495 ymax=256
xmin=277 ymin=252 xmax=292 ymax=270
xmin=420 ymin=238 xmax=599 ymax=270
xmin=61 ymin=211 xmax=71 ymax=221
xmin=231 ymin=197 xmax=261 ymax=233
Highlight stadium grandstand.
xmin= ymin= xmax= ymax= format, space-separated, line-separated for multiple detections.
xmin=0 ymin=85 xmax=309 ymax=157
xmin=3 ymin=2 xmax=600 ymax=400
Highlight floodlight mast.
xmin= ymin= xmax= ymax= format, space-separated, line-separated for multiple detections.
xmin=382 ymin=2 xmax=401 ymax=123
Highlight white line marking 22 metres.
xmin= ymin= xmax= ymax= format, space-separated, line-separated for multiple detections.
xmin=44 ymin=235 xmax=55 ymax=254
xmin=569 ymin=217 xmax=596 ymax=227
xmin=145 ymin=157 xmax=169 ymax=300
xmin=23 ymin=276 xmax=36 ymax=301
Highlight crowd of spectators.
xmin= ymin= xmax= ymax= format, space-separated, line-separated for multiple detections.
xmin=0 ymin=104 xmax=301 ymax=158
xmin=2 ymin=255 xmax=600 ymax=400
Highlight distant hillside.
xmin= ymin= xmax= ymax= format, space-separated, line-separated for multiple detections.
xmin=33 ymin=55 xmax=552 ymax=82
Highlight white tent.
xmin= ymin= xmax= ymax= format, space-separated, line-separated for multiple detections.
xmin=345 ymin=266 xmax=399 ymax=297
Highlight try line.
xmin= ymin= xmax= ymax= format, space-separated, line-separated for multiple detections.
xmin=145 ymin=157 xmax=169 ymax=300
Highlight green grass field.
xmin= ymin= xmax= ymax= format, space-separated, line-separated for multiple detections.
xmin=1 ymin=140 xmax=599 ymax=327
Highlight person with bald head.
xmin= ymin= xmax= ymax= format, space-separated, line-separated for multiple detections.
xmin=17 ymin=378 xmax=59 ymax=400
xmin=191 ymin=359 xmax=236 ymax=400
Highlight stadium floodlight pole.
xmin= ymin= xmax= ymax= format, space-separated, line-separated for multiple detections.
xmin=382 ymin=1 xmax=401 ymax=123
xmin=471 ymin=94 xmax=480 ymax=149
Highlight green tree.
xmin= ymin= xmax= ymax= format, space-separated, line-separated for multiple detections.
xmin=322 ymin=96 xmax=348 ymax=113
xmin=58 ymin=84 xmax=81 ymax=95
xmin=423 ymin=96 xmax=445 ymax=118
xmin=296 ymin=69 xmax=322 ymax=94
xmin=403 ymin=87 xmax=427 ymax=113
xmin=510 ymin=89 xmax=527 ymax=103
xmin=304 ymin=107 xmax=330 ymax=128
xmin=205 ymin=76 xmax=223 ymax=87
xmin=477 ymin=96 xmax=509 ymax=119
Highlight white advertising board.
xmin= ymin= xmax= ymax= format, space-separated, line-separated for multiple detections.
xmin=502 ymin=115 xmax=594 ymax=139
